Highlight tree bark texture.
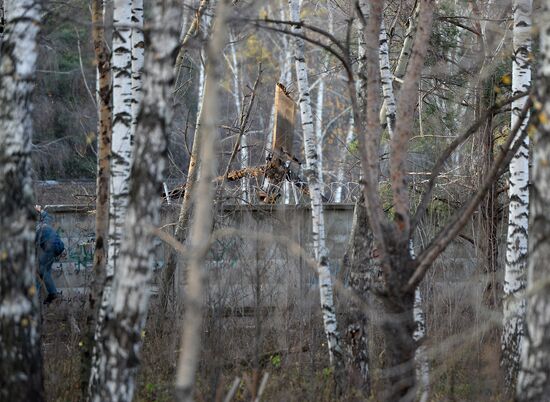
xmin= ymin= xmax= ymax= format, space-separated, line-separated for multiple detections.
xmin=0 ymin=1 xmax=44 ymax=400
xmin=410 ymin=242 xmax=430 ymax=402
xmin=517 ymin=2 xmax=550 ymax=399
xmin=107 ymin=0 xmax=134 ymax=280
xmin=90 ymin=0 xmax=134 ymax=392
xmin=379 ymin=20 xmax=396 ymax=137
xmin=82 ymin=0 xmax=112 ymax=398
xmin=289 ymin=0 xmax=344 ymax=379
xmin=379 ymin=2 xmax=419 ymax=124
xmin=174 ymin=2 xmax=229 ymax=400
xmin=88 ymin=1 xmax=182 ymax=400
xmin=343 ymin=197 xmax=376 ymax=396
xmin=502 ymin=0 xmax=532 ymax=390
xmin=131 ymin=0 xmax=144 ymax=137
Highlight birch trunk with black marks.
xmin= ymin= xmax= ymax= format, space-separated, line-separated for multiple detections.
xmin=131 ymin=0 xmax=144 ymax=136
xmin=0 ymin=1 xmax=44 ymax=400
xmin=379 ymin=21 xmax=396 ymax=136
xmin=409 ymin=243 xmax=430 ymax=402
xmin=379 ymin=2 xmax=419 ymax=124
xmin=81 ymin=0 xmax=112 ymax=397
xmin=89 ymin=0 xmax=134 ymax=392
xmin=88 ymin=2 xmax=182 ymax=400
xmin=502 ymin=0 xmax=531 ymax=390
xmin=289 ymin=0 xmax=344 ymax=382
xmin=516 ymin=2 xmax=550 ymax=399
xmin=175 ymin=2 xmax=229 ymax=400
xmin=107 ymin=0 xmax=133 ymax=278
xmin=0 ymin=0 xmax=4 ymax=48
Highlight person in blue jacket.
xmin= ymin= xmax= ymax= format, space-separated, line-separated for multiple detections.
xmin=35 ymin=205 xmax=65 ymax=304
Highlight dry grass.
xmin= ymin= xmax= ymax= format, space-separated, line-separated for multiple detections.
xmin=42 ymin=257 xmax=512 ymax=401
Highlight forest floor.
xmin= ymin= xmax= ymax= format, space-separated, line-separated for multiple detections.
xmin=41 ymin=292 xmax=511 ymax=402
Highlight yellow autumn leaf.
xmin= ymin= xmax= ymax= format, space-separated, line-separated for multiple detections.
xmin=501 ymin=74 xmax=512 ymax=85
xmin=539 ymin=112 xmax=549 ymax=125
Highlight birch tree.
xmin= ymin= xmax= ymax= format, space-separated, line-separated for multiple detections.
xmin=89 ymin=0 xmax=134 ymax=390
xmin=502 ymin=0 xmax=532 ymax=389
xmin=175 ymin=1 xmax=229 ymax=399
xmin=516 ymin=2 xmax=550 ymax=398
xmin=131 ymin=0 xmax=144 ymax=135
xmin=89 ymin=1 xmax=182 ymax=400
xmin=0 ymin=0 xmax=44 ymax=400
xmin=81 ymin=0 xmax=112 ymax=396
xmin=289 ymin=0 xmax=344 ymax=381
xmin=0 ymin=0 xmax=4 ymax=47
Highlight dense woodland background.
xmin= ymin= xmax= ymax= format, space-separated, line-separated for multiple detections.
xmin=3 ymin=0 xmax=550 ymax=401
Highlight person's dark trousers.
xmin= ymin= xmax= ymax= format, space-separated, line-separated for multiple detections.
xmin=37 ymin=249 xmax=58 ymax=295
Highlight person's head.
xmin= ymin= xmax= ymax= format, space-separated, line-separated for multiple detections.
xmin=35 ymin=206 xmax=52 ymax=225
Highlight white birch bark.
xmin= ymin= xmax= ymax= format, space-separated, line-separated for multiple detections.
xmin=131 ymin=0 xmax=144 ymax=137
xmin=410 ymin=241 xmax=430 ymax=402
xmin=0 ymin=1 xmax=44 ymax=399
xmin=502 ymin=0 xmax=532 ymax=389
xmin=379 ymin=20 xmax=396 ymax=137
xmin=175 ymin=1 xmax=229 ymax=400
xmin=517 ymin=2 xmax=550 ymax=399
xmin=90 ymin=0 xmax=134 ymax=391
xmin=89 ymin=1 xmax=182 ymax=400
xmin=379 ymin=3 xmax=419 ymax=124
xmin=315 ymin=78 xmax=325 ymax=186
xmin=103 ymin=0 xmax=134 ymax=324
xmin=289 ymin=0 xmax=344 ymax=375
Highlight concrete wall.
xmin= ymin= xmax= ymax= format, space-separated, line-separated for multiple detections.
xmin=43 ymin=204 xmax=483 ymax=308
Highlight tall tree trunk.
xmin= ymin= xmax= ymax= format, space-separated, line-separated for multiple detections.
xmin=88 ymin=1 xmax=182 ymax=400
xmin=379 ymin=20 xmax=396 ymax=136
xmin=81 ymin=0 xmax=112 ymax=398
xmin=0 ymin=1 xmax=44 ymax=400
xmin=379 ymin=2 xmax=419 ymax=124
xmin=174 ymin=2 xmax=229 ymax=400
xmin=289 ymin=0 xmax=344 ymax=384
xmin=516 ymin=2 xmax=550 ymax=399
xmin=502 ymin=0 xmax=532 ymax=390
xmin=131 ymin=0 xmax=144 ymax=136
xmin=410 ymin=243 xmax=430 ymax=402
xmin=89 ymin=0 xmax=134 ymax=392
xmin=0 ymin=0 xmax=4 ymax=48
xmin=343 ymin=197 xmax=375 ymax=396
xmin=107 ymin=0 xmax=134 ymax=278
